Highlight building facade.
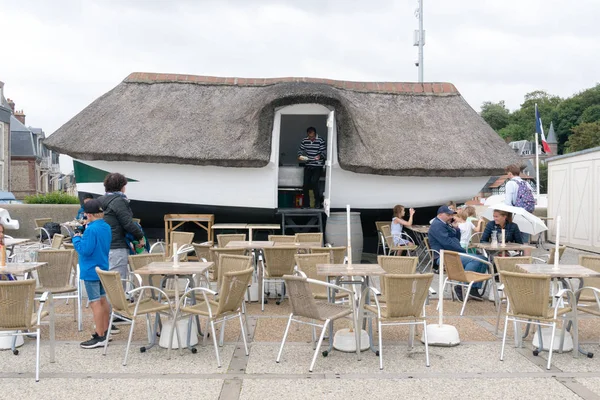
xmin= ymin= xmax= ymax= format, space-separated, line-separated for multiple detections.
xmin=7 ymin=99 xmax=62 ymax=199
xmin=0 ymin=82 xmax=11 ymax=191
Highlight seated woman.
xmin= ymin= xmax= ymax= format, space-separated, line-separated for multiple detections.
xmin=481 ymin=210 xmax=523 ymax=244
xmin=391 ymin=204 xmax=415 ymax=246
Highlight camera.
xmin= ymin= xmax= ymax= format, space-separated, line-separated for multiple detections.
xmin=75 ymin=226 xmax=85 ymax=234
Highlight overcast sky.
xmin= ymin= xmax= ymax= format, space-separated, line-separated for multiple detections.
xmin=2 ymin=0 xmax=599 ymax=172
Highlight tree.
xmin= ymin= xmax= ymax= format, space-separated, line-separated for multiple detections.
xmin=578 ymin=104 xmax=600 ymax=124
xmin=498 ymin=123 xmax=527 ymax=142
xmin=565 ymin=122 xmax=600 ymax=153
xmin=554 ymin=84 xmax=600 ymax=152
xmin=510 ymin=90 xmax=562 ymax=143
xmin=480 ymin=101 xmax=510 ymax=131
xmin=538 ymin=162 xmax=548 ymax=194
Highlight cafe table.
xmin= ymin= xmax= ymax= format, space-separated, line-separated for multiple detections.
xmin=5 ymin=238 xmax=32 ymax=247
xmin=247 ymin=224 xmax=280 ymax=240
xmin=516 ymin=263 xmax=600 ymax=358
xmin=134 ymin=261 xmax=213 ymax=349
xmin=317 ymin=263 xmax=386 ymax=352
xmin=476 ymin=243 xmax=535 ymax=262
xmin=0 ymin=262 xmax=46 ymax=280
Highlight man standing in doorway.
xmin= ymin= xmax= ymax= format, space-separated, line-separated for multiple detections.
xmin=298 ymin=127 xmax=326 ymax=208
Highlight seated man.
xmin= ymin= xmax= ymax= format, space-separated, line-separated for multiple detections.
xmin=428 ymin=205 xmax=489 ymax=301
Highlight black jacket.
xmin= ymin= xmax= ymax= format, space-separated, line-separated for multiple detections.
xmin=97 ymin=194 xmax=143 ymax=249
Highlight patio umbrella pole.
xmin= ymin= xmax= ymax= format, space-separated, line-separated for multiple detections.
xmin=423 ymin=250 xmax=460 ymax=346
xmin=553 ymin=216 xmax=561 ymax=271
xmin=332 ymin=204 xmax=369 ymax=352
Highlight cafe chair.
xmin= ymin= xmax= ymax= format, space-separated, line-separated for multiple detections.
xmin=499 ymin=271 xmax=576 ymax=370
xmin=493 ymin=256 xmax=531 ymax=334
xmin=574 ymin=256 xmax=600 ymax=341
xmin=311 ymin=246 xmax=347 ymax=264
xmin=380 ymin=225 xmax=417 ymax=256
xmin=192 ymin=242 xmax=213 ymax=262
xmin=376 ymin=256 xmax=418 ymax=301
xmin=360 ymin=273 xmax=434 ymax=369
xmin=532 ymin=246 xmax=566 ymax=265
xmin=294 ymin=233 xmax=323 ymax=245
xmin=439 ymin=251 xmax=498 ymax=316
xmin=216 ymin=233 xmax=246 ymax=248
xmin=36 ymin=250 xmax=81 ymax=331
xmin=375 ymin=221 xmax=389 ymax=255
xmin=268 ymin=235 xmax=296 ymax=243
xmin=277 ymin=274 xmax=359 ymax=372
xmin=261 ymin=247 xmax=298 ymax=311
xmin=170 ymin=232 xmax=195 ymax=260
xmin=169 ymin=267 xmax=254 ymax=368
xmin=98 ymin=268 xmax=176 ymax=366
xmin=294 ymin=253 xmax=348 ymax=301
xmin=0 ymin=279 xmax=55 ymax=381
xmin=212 ymin=254 xmax=254 ymax=343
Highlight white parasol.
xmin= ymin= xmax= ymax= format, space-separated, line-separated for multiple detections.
xmin=483 ymin=194 xmax=506 ymax=206
xmin=481 ymin=203 xmax=547 ymax=235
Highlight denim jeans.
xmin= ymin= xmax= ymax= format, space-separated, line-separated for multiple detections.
xmin=459 ymin=254 xmax=488 ymax=289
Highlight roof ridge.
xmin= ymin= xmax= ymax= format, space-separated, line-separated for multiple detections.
xmin=123 ymin=72 xmax=459 ymax=96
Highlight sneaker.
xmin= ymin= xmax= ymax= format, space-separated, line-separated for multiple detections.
xmin=110 ymin=324 xmax=120 ymax=334
xmin=453 ymin=286 xmax=463 ymax=302
xmin=103 ymin=330 xmax=114 ymax=342
xmin=80 ymin=333 xmax=107 ymax=349
xmin=469 ymin=288 xmax=484 ymax=301
xmin=112 ymin=315 xmax=130 ymax=325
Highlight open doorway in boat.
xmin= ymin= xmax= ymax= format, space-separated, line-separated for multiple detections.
xmin=273 ymin=104 xmax=332 ymax=210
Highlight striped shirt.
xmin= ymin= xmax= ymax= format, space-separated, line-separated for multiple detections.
xmin=298 ymin=135 xmax=326 ymax=167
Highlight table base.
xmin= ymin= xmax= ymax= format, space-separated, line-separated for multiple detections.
xmin=159 ymin=318 xmax=199 ymax=349
xmin=333 ymin=328 xmax=370 ymax=352
xmin=423 ymin=324 xmax=461 ymax=347
xmin=532 ymin=327 xmax=573 ymax=352
xmin=0 ymin=334 xmax=24 ymax=350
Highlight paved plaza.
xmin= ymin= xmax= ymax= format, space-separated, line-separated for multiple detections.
xmin=1 ymin=248 xmax=599 ymax=400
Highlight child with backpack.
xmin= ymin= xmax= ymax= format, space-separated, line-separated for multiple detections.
xmin=504 ymin=164 xmax=535 ymax=242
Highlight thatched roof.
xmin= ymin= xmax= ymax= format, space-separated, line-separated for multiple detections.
xmin=44 ymin=72 xmax=520 ymax=177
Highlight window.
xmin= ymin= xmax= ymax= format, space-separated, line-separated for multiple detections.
xmin=0 ymin=123 xmax=4 ymax=160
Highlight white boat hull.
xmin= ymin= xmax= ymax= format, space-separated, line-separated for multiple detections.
xmin=75 ymin=159 xmax=488 ymax=209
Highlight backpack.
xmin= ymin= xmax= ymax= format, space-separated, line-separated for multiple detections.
xmin=41 ymin=222 xmax=62 ymax=240
xmin=514 ymin=180 xmax=535 ymax=213
xmin=125 ymin=222 xmax=150 ymax=255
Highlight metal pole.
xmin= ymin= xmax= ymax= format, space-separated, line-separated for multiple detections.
xmin=535 ymin=129 xmax=540 ymax=198
xmin=418 ymin=0 xmax=424 ymax=82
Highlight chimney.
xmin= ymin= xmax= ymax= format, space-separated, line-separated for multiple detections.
xmin=15 ymin=109 xmax=25 ymax=125
xmin=7 ymin=98 xmax=15 ymax=112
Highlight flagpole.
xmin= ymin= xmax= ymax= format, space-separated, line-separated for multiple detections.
xmin=534 ymin=104 xmax=541 ymax=199
xmin=535 ymin=126 xmax=540 ymax=199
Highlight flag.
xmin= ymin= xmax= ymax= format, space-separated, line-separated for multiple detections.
xmin=535 ymin=104 xmax=551 ymax=153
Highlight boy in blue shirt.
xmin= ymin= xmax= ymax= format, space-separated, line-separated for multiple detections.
xmin=73 ymin=199 xmax=114 ymax=349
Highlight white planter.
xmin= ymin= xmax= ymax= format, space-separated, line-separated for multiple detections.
xmin=158 ymin=318 xmax=199 ymax=349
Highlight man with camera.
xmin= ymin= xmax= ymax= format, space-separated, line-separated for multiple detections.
xmin=72 ymin=199 xmax=113 ymax=348
xmin=428 ymin=205 xmax=488 ymax=301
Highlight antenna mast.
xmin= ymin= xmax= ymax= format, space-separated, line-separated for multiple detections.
xmin=414 ymin=0 xmax=425 ymax=82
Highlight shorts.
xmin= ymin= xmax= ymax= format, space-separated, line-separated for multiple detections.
xmin=109 ymin=248 xmax=130 ymax=280
xmin=84 ymin=280 xmax=106 ymax=302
